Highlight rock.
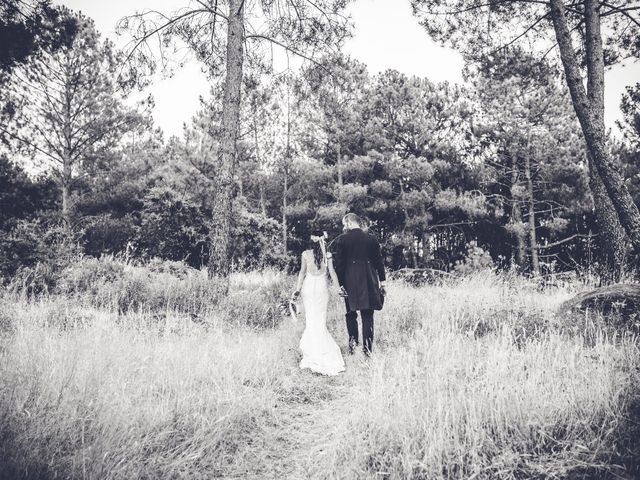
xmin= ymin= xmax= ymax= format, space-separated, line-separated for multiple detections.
xmin=558 ymin=283 xmax=640 ymax=317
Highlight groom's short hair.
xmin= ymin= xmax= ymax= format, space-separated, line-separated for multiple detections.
xmin=343 ymin=213 xmax=363 ymax=227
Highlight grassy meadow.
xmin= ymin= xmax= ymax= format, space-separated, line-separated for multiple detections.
xmin=0 ymin=257 xmax=639 ymax=479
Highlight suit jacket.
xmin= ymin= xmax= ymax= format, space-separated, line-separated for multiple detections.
xmin=331 ymin=228 xmax=386 ymax=312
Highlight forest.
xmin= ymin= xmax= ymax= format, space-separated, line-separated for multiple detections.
xmin=1 ymin=0 xmax=638 ymax=284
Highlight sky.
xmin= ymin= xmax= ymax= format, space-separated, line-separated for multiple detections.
xmin=56 ymin=0 xmax=639 ymax=138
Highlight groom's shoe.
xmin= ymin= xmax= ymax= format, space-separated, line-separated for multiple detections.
xmin=348 ymin=340 xmax=358 ymax=355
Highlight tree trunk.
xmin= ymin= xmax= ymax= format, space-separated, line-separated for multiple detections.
xmin=337 ymin=144 xmax=343 ymax=201
xmin=512 ymin=204 xmax=526 ymax=269
xmin=408 ymin=238 xmax=418 ymax=269
xmin=61 ymin=166 xmax=71 ymax=225
xmin=62 ymin=56 xmax=72 ymax=227
xmin=259 ymin=181 xmax=266 ymax=216
xmin=399 ymin=180 xmax=416 ymax=267
xmin=252 ymin=108 xmax=267 ymax=217
xmin=208 ymin=0 xmax=244 ymax=278
xmin=524 ymin=145 xmax=539 ymax=274
xmin=550 ymin=0 xmax=640 ymax=256
xmin=509 ymin=153 xmax=526 ymax=269
xmin=282 ymin=81 xmax=292 ymax=257
xmin=423 ymin=232 xmax=432 ymax=266
xmin=282 ymin=166 xmax=288 ymax=256
xmin=590 ymin=159 xmax=627 ymax=281
xmin=582 ymin=0 xmax=627 ymax=281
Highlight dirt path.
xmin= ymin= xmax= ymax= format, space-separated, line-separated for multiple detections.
xmin=243 ymin=324 xmax=366 ymax=479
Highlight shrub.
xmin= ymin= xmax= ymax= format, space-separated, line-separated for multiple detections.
xmin=232 ymin=208 xmax=292 ymax=270
xmin=0 ymin=156 xmax=58 ymax=231
xmin=7 ymin=255 xmax=292 ymax=328
xmin=56 ymin=255 xmax=126 ymax=297
xmin=223 ymin=269 xmax=295 ymax=328
xmin=136 ymin=186 xmax=209 ymax=268
xmin=4 ymin=219 xmax=83 ymax=292
xmin=145 ymin=257 xmax=195 ymax=279
xmin=454 ymin=244 xmax=496 ymax=275
xmin=82 ymin=213 xmax=138 ymax=257
xmin=55 ymin=256 xmax=225 ymax=315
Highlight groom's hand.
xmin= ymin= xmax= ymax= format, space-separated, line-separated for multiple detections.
xmin=338 ymin=286 xmax=348 ymax=298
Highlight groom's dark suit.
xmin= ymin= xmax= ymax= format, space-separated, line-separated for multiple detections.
xmin=331 ymin=228 xmax=385 ymax=354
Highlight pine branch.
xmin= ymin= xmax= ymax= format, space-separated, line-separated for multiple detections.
xmin=600 ymin=2 xmax=640 ymax=28
xmin=538 ymin=233 xmax=596 ymax=249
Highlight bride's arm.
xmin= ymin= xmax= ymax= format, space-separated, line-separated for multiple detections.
xmin=327 ymin=255 xmax=340 ymax=286
xmin=293 ymin=253 xmax=307 ymax=296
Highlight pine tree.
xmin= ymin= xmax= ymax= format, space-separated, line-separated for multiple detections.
xmin=3 ymin=9 xmax=146 ymax=225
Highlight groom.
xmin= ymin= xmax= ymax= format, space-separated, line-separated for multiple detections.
xmin=331 ymin=213 xmax=386 ymax=356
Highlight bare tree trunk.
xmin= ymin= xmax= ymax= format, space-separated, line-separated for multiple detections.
xmin=512 ymin=202 xmax=526 ymax=268
xmin=259 ymin=181 xmax=266 ymax=216
xmin=61 ymin=167 xmax=71 ymax=225
xmin=509 ymin=153 xmax=526 ymax=269
xmin=423 ymin=232 xmax=432 ymax=266
xmin=410 ymin=240 xmax=418 ymax=269
xmin=550 ymin=0 xmax=640 ymax=255
xmin=252 ymin=108 xmax=268 ymax=217
xmin=62 ymin=57 xmax=72 ymax=226
xmin=582 ymin=0 xmax=627 ymax=281
xmin=61 ymin=129 xmax=72 ymax=225
xmin=590 ymin=159 xmax=627 ymax=281
xmin=524 ymin=146 xmax=539 ymax=274
xmin=282 ymin=80 xmax=292 ymax=257
xmin=208 ymin=0 xmax=244 ymax=278
xmin=282 ymin=167 xmax=288 ymax=256
xmin=398 ymin=179 xmax=416 ymax=267
xmin=336 ymin=144 xmax=343 ymax=202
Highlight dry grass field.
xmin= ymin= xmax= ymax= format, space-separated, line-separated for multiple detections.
xmin=0 ymin=258 xmax=639 ymax=479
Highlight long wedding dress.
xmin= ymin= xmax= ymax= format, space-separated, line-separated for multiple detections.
xmin=299 ymin=251 xmax=345 ymax=376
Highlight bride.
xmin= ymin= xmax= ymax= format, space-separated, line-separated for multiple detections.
xmin=292 ymin=231 xmax=345 ymax=376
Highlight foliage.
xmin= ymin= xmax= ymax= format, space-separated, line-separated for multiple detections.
xmin=620 ymin=83 xmax=640 ymax=144
xmin=3 ymin=7 xmax=148 ymax=220
xmin=0 ymin=2 xmax=629 ymax=279
xmin=0 ymin=156 xmax=58 ymax=229
xmin=232 ymin=207 xmax=292 ymax=270
xmin=55 ymin=256 xmax=225 ymax=315
xmin=453 ymin=243 xmax=496 ymax=275
xmin=9 ymin=255 xmax=294 ymax=328
xmin=410 ymin=0 xmax=640 ymax=275
xmin=618 ymin=84 xmax=640 ymax=208
xmin=117 ymin=0 xmax=352 ymax=81
xmin=2 ymin=218 xmax=83 ymax=289
xmin=410 ymin=1 xmax=639 ymax=65
xmin=471 ymin=48 xmax=591 ymax=272
xmin=136 ymin=186 xmax=209 ymax=267
xmin=0 ymin=1 xmax=77 ymax=75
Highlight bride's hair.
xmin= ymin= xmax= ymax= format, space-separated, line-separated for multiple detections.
xmin=309 ymin=230 xmax=325 ymax=270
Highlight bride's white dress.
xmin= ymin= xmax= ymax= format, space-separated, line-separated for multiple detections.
xmin=299 ymin=252 xmax=345 ymax=376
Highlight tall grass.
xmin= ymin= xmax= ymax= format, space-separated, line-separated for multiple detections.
xmin=0 ymin=319 xmax=292 ymax=478
xmin=0 ymin=259 xmax=638 ymax=479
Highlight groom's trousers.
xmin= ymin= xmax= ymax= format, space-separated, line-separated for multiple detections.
xmin=346 ymin=309 xmax=374 ymax=354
